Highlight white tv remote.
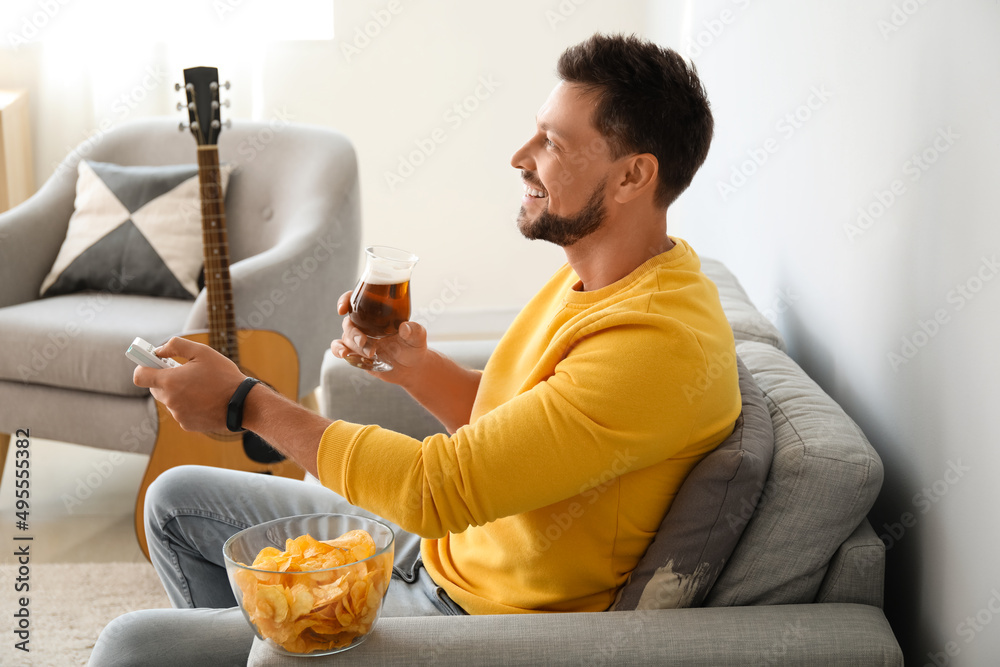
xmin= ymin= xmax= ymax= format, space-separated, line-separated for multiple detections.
xmin=125 ymin=337 xmax=181 ymax=369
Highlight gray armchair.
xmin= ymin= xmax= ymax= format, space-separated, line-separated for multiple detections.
xmin=246 ymin=259 xmax=903 ymax=666
xmin=0 ymin=118 xmax=360 ymax=481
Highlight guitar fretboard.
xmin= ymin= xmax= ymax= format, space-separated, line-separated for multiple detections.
xmin=196 ymin=146 xmax=238 ymax=365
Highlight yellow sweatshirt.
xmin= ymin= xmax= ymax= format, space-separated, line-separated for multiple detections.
xmin=317 ymin=237 xmax=741 ymax=614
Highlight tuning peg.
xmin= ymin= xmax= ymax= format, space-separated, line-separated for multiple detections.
xmin=222 ymin=99 xmax=231 ymax=108
xmin=224 ymin=119 xmax=232 ymax=129
xmin=174 ymin=82 xmax=182 ymax=91
xmin=176 ymin=101 xmax=184 ymax=111
xmin=223 ymin=80 xmax=231 ymax=90
xmin=178 ymin=122 xmax=188 ymax=131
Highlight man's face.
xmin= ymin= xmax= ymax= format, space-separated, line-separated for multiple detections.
xmin=511 ymin=82 xmax=615 ymax=247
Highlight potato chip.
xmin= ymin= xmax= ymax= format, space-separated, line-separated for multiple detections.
xmin=234 ymin=529 xmax=389 ymax=654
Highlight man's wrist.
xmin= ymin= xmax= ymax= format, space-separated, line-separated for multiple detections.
xmin=227 ymin=377 xmax=261 ymax=432
xmin=395 ymin=348 xmax=439 ymax=393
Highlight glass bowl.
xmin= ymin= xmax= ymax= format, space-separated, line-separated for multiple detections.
xmin=223 ymin=513 xmax=395 ymax=657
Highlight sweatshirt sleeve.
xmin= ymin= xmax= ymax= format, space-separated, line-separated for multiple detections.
xmin=316 ymin=316 xmax=739 ymax=538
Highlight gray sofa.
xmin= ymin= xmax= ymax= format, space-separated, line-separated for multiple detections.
xmin=248 ymin=258 xmax=903 ymax=666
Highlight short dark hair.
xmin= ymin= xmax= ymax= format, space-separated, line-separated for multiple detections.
xmin=557 ymin=33 xmax=714 ymax=209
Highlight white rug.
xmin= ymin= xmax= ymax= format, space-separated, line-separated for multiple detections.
xmin=0 ymin=562 xmax=170 ymax=666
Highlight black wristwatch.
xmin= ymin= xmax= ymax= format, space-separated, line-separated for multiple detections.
xmin=227 ymin=377 xmax=261 ymax=432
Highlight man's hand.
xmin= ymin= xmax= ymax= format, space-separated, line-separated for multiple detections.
xmin=330 ymin=290 xmax=483 ymax=434
xmin=330 ymin=290 xmax=431 ymax=388
xmin=133 ymin=336 xmax=246 ymax=433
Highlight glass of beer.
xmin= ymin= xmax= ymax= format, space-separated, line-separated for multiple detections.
xmin=343 ymin=245 xmax=418 ymax=372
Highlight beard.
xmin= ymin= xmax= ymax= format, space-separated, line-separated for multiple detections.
xmin=517 ymin=177 xmax=608 ymax=247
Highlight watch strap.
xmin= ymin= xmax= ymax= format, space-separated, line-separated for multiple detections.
xmin=227 ymin=377 xmax=261 ymax=432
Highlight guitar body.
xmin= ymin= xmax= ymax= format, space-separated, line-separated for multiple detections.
xmin=134 ymin=328 xmax=305 ymax=558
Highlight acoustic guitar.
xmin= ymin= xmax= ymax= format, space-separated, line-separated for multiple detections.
xmin=134 ymin=67 xmax=304 ymax=559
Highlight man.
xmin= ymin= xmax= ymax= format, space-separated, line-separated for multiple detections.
xmin=90 ymin=33 xmax=740 ymax=664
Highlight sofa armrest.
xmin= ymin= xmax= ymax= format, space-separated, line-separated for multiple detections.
xmin=319 ymin=340 xmax=498 ymax=438
xmin=816 ymin=519 xmax=886 ymax=607
xmin=247 ymin=603 xmax=902 ymax=666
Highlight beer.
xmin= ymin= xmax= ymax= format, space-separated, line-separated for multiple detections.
xmin=342 ymin=245 xmax=418 ymax=372
xmin=348 ymin=279 xmax=411 ymax=339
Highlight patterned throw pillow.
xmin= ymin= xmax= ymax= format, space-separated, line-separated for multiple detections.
xmin=40 ymin=160 xmax=232 ymax=300
xmin=612 ymin=356 xmax=774 ymax=610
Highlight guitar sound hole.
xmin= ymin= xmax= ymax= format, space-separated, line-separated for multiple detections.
xmin=242 ymin=431 xmax=286 ymax=464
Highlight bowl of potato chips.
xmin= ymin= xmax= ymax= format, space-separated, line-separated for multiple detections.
xmin=223 ymin=513 xmax=395 ymax=656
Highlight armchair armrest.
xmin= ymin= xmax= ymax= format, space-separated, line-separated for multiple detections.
xmin=247 ymin=603 xmax=902 ymax=666
xmin=0 ymin=165 xmax=78 ymax=308
xmin=319 ymin=339 xmax=498 ymax=437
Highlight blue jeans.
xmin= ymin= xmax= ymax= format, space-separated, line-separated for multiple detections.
xmin=89 ymin=465 xmax=464 ymax=666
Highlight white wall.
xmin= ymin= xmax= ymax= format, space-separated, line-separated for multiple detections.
xmin=651 ymin=1 xmax=1000 ymax=664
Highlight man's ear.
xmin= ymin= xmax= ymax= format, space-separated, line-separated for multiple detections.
xmin=613 ymin=153 xmax=659 ymax=205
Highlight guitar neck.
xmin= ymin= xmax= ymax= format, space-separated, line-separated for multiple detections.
xmin=196 ymin=145 xmax=239 ymax=365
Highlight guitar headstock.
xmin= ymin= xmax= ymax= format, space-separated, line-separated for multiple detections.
xmin=178 ymin=66 xmax=230 ymax=146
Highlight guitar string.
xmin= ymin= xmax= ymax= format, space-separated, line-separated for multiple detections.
xmin=197 ymin=148 xmax=238 ymax=364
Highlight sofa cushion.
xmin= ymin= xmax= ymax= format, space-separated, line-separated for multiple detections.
xmin=0 ymin=294 xmax=193 ymax=396
xmin=40 ymin=160 xmax=231 ymax=299
xmin=704 ymin=340 xmax=884 ymax=606
xmin=612 ymin=356 xmax=774 ymax=610
xmin=700 ymin=257 xmax=786 ymax=351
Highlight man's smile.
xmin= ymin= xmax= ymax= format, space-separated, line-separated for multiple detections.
xmin=521 ymin=171 xmax=548 ymax=206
